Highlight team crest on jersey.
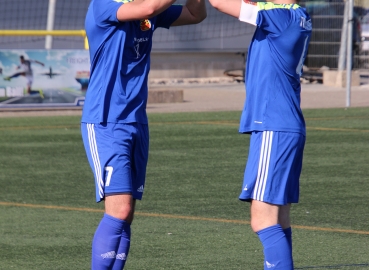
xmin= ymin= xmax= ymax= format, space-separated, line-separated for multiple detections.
xmin=243 ymin=0 xmax=257 ymax=6
xmin=140 ymin=19 xmax=151 ymax=31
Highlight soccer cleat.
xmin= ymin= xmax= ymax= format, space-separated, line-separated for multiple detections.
xmin=3 ymin=77 xmax=11 ymax=81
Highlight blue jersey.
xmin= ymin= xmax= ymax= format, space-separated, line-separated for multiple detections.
xmin=82 ymin=0 xmax=182 ymax=124
xmin=238 ymin=2 xmax=312 ymax=135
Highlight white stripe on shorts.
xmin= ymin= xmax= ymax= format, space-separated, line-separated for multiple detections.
xmin=87 ymin=123 xmax=104 ymax=199
xmin=253 ymin=131 xmax=273 ymax=201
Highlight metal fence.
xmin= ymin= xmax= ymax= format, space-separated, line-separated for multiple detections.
xmin=0 ymin=0 xmax=255 ymax=52
xmin=1 ymin=0 xmax=368 ymax=71
xmin=300 ymin=0 xmax=369 ymax=70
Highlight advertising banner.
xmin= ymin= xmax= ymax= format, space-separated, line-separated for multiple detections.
xmin=0 ymin=50 xmax=89 ymax=108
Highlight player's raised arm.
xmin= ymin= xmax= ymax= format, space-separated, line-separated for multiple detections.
xmin=209 ymin=0 xmax=259 ymax=25
xmin=208 ymin=0 xmax=242 ymax=19
xmin=171 ymin=0 xmax=207 ymax=26
xmin=116 ymin=0 xmax=177 ymax=21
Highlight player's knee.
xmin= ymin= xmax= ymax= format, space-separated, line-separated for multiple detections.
xmin=113 ymin=208 xmax=134 ymax=223
xmin=106 ymin=204 xmax=134 ymax=223
xmin=250 ymin=216 xmax=279 ymax=233
xmin=250 ymin=218 xmax=264 ymax=233
xmin=105 ymin=194 xmax=136 ymax=222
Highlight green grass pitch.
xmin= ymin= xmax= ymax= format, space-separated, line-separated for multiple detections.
xmin=0 ymin=107 xmax=368 ymax=269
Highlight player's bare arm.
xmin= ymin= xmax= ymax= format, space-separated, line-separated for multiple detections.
xmin=116 ymin=0 xmax=177 ymax=21
xmin=208 ymin=0 xmax=241 ymax=18
xmin=171 ymin=0 xmax=207 ymax=26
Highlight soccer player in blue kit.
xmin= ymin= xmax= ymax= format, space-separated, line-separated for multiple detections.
xmin=209 ymin=0 xmax=311 ymax=269
xmin=81 ymin=0 xmax=206 ymax=269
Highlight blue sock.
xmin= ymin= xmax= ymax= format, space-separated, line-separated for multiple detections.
xmin=283 ymin=227 xmax=292 ymax=250
xmin=112 ymin=221 xmax=131 ymax=270
xmin=283 ymin=227 xmax=294 ymax=269
xmin=257 ymin=224 xmax=293 ymax=270
xmin=91 ymin=214 xmax=131 ymax=270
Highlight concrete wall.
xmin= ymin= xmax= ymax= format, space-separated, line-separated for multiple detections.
xmin=149 ymin=52 xmax=246 ymax=79
xmin=323 ymin=70 xmax=361 ymax=87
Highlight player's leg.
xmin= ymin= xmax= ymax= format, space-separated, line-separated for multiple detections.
xmin=279 ymin=131 xmax=305 ymax=267
xmin=278 ymin=204 xmax=292 ymax=250
xmin=81 ymin=122 xmax=148 ymax=270
xmin=26 ymin=76 xmax=33 ymax=94
xmin=109 ymin=123 xmax=148 ymax=270
xmin=92 ymin=194 xmax=134 ymax=270
xmin=105 ymin=194 xmax=136 ymax=222
xmin=279 ymin=204 xmax=293 ymax=267
xmin=4 ymin=71 xmax=26 ymax=81
xmin=239 ymin=131 xmax=304 ymax=270
xmin=252 ymin=202 xmax=291 ymax=234
xmin=104 ymin=195 xmax=135 ymax=270
xmin=25 ymin=75 xmax=33 ymax=94
xmin=81 ymin=122 xmax=127 ymax=269
xmin=278 ymin=204 xmax=291 ymax=229
xmin=250 ymin=200 xmax=278 ymax=232
xmin=250 ymin=200 xmax=293 ymax=270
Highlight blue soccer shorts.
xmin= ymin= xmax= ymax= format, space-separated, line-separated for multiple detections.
xmin=239 ymin=131 xmax=305 ymax=205
xmin=81 ymin=122 xmax=149 ymax=202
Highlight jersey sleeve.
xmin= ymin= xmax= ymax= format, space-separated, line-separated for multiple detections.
xmin=239 ymin=2 xmax=293 ymax=34
xmin=155 ymin=5 xmax=183 ymax=29
xmin=92 ymin=0 xmax=125 ymax=27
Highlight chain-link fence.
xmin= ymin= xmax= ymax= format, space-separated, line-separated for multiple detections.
xmin=1 ymin=0 xmax=368 ymax=71
xmin=300 ymin=0 xmax=369 ymax=71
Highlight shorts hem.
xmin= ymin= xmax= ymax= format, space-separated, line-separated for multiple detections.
xmin=105 ymin=192 xmax=143 ymax=201
xmin=238 ymin=196 xmax=298 ymax=205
